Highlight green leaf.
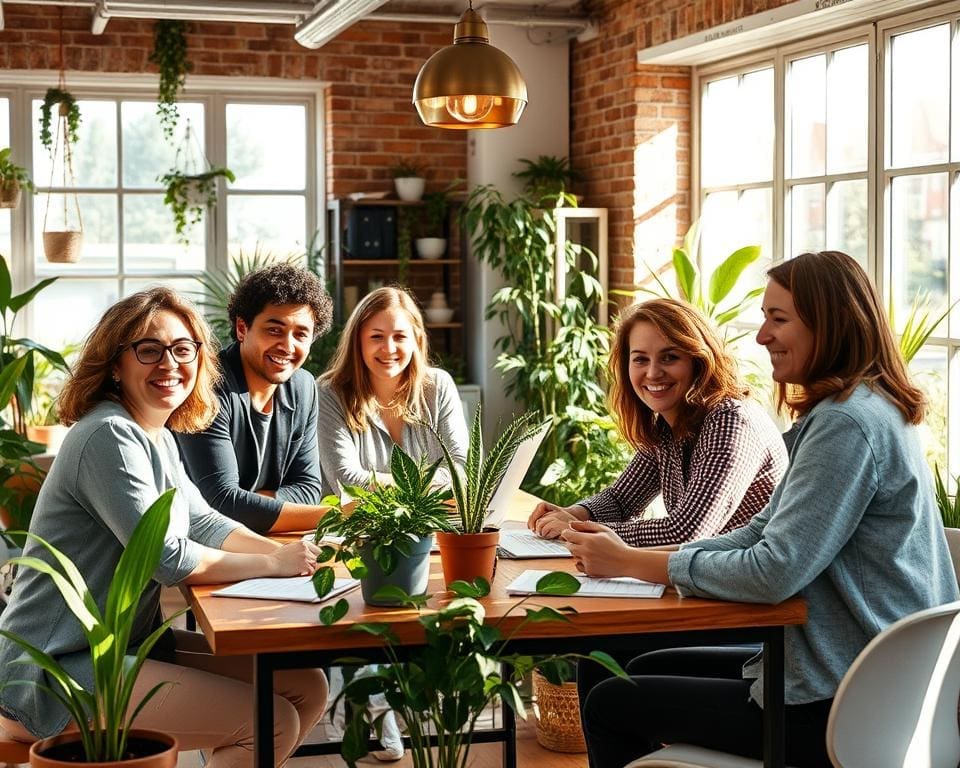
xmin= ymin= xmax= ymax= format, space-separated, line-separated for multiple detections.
xmin=448 ymin=577 xmax=490 ymax=599
xmin=319 ymin=598 xmax=349 ymax=626
xmin=587 ymin=650 xmax=628 ymax=677
xmin=0 ymin=256 xmax=11 ymax=310
xmin=707 ymin=245 xmax=761 ymax=305
xmin=312 ymin=567 xmax=336 ymax=597
xmin=8 ymin=277 xmax=59 ymax=314
xmin=534 ymin=571 xmax=581 ymax=595
xmin=672 ymin=247 xmax=698 ymax=302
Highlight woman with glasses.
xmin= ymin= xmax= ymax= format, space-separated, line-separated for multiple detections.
xmin=0 ymin=287 xmax=327 ymax=768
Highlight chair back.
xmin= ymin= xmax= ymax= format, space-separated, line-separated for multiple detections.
xmin=826 ymin=601 xmax=960 ymax=768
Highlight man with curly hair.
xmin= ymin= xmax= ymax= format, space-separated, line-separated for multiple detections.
xmin=177 ymin=263 xmax=335 ymax=534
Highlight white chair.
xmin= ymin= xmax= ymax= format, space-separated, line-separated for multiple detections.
xmin=624 ymin=600 xmax=960 ymax=768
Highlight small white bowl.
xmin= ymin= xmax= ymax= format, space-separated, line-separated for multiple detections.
xmin=424 ymin=307 xmax=455 ymax=324
xmin=415 ymin=237 xmax=447 ymax=259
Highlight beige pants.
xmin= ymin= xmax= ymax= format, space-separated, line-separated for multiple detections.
xmin=0 ymin=629 xmax=328 ymax=768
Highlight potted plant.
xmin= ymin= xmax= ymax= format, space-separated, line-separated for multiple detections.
xmin=934 ymin=466 xmax=960 ymax=580
xmin=512 ymin=155 xmax=582 ymax=203
xmin=159 ymin=165 xmax=235 ymax=244
xmin=313 ymin=445 xmax=454 ymax=606
xmin=39 ymin=88 xmax=81 ymax=155
xmin=0 ymin=489 xmax=181 ymax=766
xmin=389 ymin=159 xmax=426 ymax=202
xmin=330 ymin=574 xmax=625 ymax=768
xmin=0 ymin=148 xmax=35 ymax=209
xmin=429 ymin=404 xmax=547 ymax=586
xmin=39 ymin=89 xmax=83 ymax=263
xmin=24 ymin=343 xmax=76 ymax=453
xmin=149 ymin=20 xmax=192 ymax=141
xmin=415 ymin=190 xmax=449 ymax=260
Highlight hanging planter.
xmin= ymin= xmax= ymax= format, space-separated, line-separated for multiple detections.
xmin=149 ymin=20 xmax=192 ymax=141
xmin=158 ymin=120 xmax=234 ymax=245
xmin=0 ymin=148 xmax=35 ymax=210
xmin=39 ymin=89 xmax=80 ymax=156
xmin=41 ymin=86 xmax=83 ymax=263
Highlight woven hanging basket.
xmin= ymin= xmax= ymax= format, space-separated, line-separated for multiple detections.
xmin=532 ymin=670 xmax=587 ymax=753
xmin=0 ymin=183 xmax=21 ymax=209
xmin=43 ymin=231 xmax=83 ymax=263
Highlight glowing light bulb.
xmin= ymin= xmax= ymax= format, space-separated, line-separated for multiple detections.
xmin=445 ymin=94 xmax=495 ymax=123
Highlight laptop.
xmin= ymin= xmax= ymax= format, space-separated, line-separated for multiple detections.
xmin=482 ymin=421 xmax=551 ymax=530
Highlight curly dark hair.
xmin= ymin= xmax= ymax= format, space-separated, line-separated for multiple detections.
xmin=227 ymin=263 xmax=333 ymax=342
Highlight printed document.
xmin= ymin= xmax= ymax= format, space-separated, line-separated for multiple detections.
xmin=499 ymin=530 xmax=572 ymax=559
xmin=506 ymin=569 xmax=665 ymax=599
xmin=212 ymin=576 xmax=360 ymax=603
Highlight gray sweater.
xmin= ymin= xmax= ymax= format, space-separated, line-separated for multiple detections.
xmin=316 ymin=368 xmax=468 ymax=494
xmin=0 ymin=401 xmax=242 ymax=737
xmin=668 ymin=384 xmax=959 ymax=705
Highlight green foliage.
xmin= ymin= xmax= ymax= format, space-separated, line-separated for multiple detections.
xmin=333 ymin=574 xmax=625 ymax=768
xmin=396 ymin=207 xmax=415 ymax=283
xmin=39 ymin=88 xmax=81 ymax=154
xmin=312 ymin=445 xmax=454 ymax=590
xmin=149 ymin=20 xmax=192 ymax=141
xmin=893 ymin=291 xmax=956 ymax=364
xmin=512 ymin=155 xmax=582 ymax=201
xmin=460 ymin=185 xmax=615 ymax=504
xmin=0 ymin=148 xmax=35 ymax=193
xmin=419 ymin=190 xmax=450 ymax=237
xmin=428 ymin=404 xmax=546 ymax=534
xmin=0 ymin=490 xmax=184 ymax=762
xmin=158 ymin=165 xmax=235 ymax=244
xmin=934 ymin=466 xmax=960 ymax=529
xmin=389 ymin=158 xmax=426 ymax=178
xmin=27 ymin=343 xmax=78 ymax=427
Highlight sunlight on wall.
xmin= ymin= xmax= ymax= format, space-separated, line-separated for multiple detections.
xmin=633 ymin=124 xmax=681 ymax=286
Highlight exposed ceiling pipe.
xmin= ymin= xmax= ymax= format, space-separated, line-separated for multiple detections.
xmin=366 ymin=6 xmax=590 ymax=30
xmin=90 ymin=0 xmax=311 ymax=33
xmin=294 ymin=0 xmax=392 ymax=49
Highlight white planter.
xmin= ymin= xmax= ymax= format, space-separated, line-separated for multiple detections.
xmin=394 ymin=176 xmax=425 ymax=202
xmin=415 ymin=237 xmax=447 ymax=259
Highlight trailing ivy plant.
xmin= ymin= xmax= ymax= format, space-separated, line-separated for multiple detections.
xmin=158 ymin=166 xmax=235 ymax=244
xmin=149 ymin=20 xmax=192 ymax=141
xmin=39 ymin=88 xmax=80 ymax=154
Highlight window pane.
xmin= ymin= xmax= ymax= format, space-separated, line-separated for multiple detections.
xmin=701 ymin=76 xmax=737 ymax=187
xmin=788 ymin=54 xmax=826 ymax=178
xmin=789 ymin=183 xmax=825 ymax=255
xmin=911 ymin=346 xmax=948 ymax=471
xmin=32 ymin=100 xmax=118 ymax=189
xmin=737 ymin=70 xmax=774 ymax=184
xmin=0 ymin=210 xmax=9 ymax=259
xmin=31 ymin=279 xmax=119 ymax=348
xmin=701 ymin=189 xmax=772 ymax=291
xmin=227 ymin=195 xmax=306 ymax=256
xmin=227 ymin=104 xmax=306 ymax=190
xmin=123 ymin=194 xmax=204 ymax=272
xmin=890 ymin=173 xmax=948 ymax=327
xmin=0 ymin=97 xmax=8 ymax=146
xmin=34 ymin=193 xmax=118 ymax=272
xmin=891 ymin=24 xmax=949 ymax=167
xmin=827 ymin=45 xmax=868 ymax=174
xmin=122 ymin=101 xmax=205 ymax=188
xmin=826 ymin=179 xmax=868 ymax=267
xmin=124 ymin=276 xmax=202 ymax=300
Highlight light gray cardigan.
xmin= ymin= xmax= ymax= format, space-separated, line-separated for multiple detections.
xmin=316 ymin=368 xmax=468 ymax=494
xmin=668 ymin=384 xmax=960 ymax=706
xmin=0 ymin=401 xmax=242 ymax=737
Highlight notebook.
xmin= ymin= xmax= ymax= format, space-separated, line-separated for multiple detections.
xmin=506 ymin=569 xmax=665 ymax=599
xmin=498 ymin=529 xmax=572 ymax=559
xmin=211 ymin=576 xmax=360 ymax=603
xmin=483 ymin=421 xmax=551 ymax=529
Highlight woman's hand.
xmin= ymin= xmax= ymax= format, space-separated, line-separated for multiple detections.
xmin=269 ymin=540 xmax=321 ymax=577
xmin=562 ymin=520 xmax=632 ymax=578
xmin=527 ymin=502 xmax=589 ymax=539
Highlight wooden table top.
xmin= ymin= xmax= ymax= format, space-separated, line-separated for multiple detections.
xmin=185 ymin=489 xmax=806 ymax=656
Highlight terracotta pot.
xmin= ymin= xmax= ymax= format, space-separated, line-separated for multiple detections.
xmin=0 ymin=462 xmax=44 ymax=531
xmin=29 ymin=730 xmax=177 ymax=768
xmin=436 ymin=529 xmax=500 ymax=588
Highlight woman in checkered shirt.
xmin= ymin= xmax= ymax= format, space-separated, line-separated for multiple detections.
xmin=528 ymin=297 xmax=787 ymax=549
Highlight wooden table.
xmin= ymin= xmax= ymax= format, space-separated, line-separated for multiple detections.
xmin=184 ymin=491 xmax=806 ymax=768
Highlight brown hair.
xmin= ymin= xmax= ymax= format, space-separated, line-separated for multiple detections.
xmin=318 ymin=286 xmax=429 ymax=432
xmin=58 ymin=287 xmax=221 ymax=432
xmin=608 ymin=298 xmax=746 ymax=449
xmin=766 ymin=250 xmax=925 ymax=423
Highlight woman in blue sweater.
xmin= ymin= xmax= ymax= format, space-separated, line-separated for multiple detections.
xmin=570 ymin=251 xmax=959 ymax=768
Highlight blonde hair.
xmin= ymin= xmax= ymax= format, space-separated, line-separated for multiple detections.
xmin=608 ymin=298 xmax=746 ymax=449
xmin=58 ymin=287 xmax=221 ymax=433
xmin=766 ymin=251 xmax=925 ymax=423
xmin=318 ymin=286 xmax=430 ymax=432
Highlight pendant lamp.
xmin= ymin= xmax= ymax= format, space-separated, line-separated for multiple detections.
xmin=412 ymin=2 xmax=527 ymax=129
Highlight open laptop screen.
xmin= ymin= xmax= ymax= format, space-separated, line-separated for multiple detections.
xmin=482 ymin=421 xmax=550 ymax=529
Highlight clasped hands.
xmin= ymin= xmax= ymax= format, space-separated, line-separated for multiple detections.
xmin=527 ymin=501 xmax=630 ymax=579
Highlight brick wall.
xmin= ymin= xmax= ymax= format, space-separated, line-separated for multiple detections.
xmin=0 ymin=3 xmax=467 ymax=199
xmin=571 ymin=0 xmax=795 ymax=293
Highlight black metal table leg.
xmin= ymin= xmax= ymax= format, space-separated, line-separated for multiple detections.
xmin=254 ymin=654 xmax=275 ymax=768
xmin=502 ymin=685 xmax=517 ymax=768
xmin=762 ymin=627 xmax=785 ymax=768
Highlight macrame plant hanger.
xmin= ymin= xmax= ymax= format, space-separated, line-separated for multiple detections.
xmin=42 ymin=10 xmax=83 ymax=264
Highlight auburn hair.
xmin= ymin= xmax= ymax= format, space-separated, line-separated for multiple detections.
xmin=58 ymin=287 xmax=221 ymax=432
xmin=318 ymin=286 xmax=430 ymax=432
xmin=608 ymin=298 xmax=746 ymax=450
xmin=766 ymin=251 xmax=925 ymax=423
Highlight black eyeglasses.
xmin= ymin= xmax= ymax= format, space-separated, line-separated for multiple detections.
xmin=123 ymin=339 xmax=202 ymax=365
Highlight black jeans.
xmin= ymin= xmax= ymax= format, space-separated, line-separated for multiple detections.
xmin=581 ymin=646 xmax=833 ymax=768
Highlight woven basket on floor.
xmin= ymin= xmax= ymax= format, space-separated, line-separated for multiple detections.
xmin=533 ymin=670 xmax=586 ymax=753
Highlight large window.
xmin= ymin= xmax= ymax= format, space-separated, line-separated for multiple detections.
xmin=0 ymin=74 xmax=320 ymax=349
xmin=694 ymin=6 xmax=960 ymax=477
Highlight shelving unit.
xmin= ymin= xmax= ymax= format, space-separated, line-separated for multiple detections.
xmin=326 ymin=197 xmax=467 ymax=380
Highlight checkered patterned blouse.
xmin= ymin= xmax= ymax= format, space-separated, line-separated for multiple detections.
xmin=578 ymin=398 xmax=788 ymax=547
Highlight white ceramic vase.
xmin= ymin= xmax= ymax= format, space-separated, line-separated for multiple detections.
xmin=394 ymin=176 xmax=425 ymax=202
xmin=415 ymin=237 xmax=446 ymax=259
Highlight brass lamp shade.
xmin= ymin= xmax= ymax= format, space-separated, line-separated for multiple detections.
xmin=413 ymin=7 xmax=527 ymax=129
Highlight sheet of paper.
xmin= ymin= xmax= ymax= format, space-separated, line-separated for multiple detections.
xmin=211 ymin=576 xmax=359 ymax=603
xmin=499 ymin=530 xmax=572 ymax=559
xmin=506 ymin=569 xmax=665 ymax=599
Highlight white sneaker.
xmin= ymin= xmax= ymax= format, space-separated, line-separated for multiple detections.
xmin=371 ymin=709 xmax=405 ymax=762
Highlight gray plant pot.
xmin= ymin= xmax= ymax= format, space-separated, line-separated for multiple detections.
xmin=360 ymin=534 xmax=434 ymax=606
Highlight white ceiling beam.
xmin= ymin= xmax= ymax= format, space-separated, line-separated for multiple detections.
xmin=295 ymin=0 xmax=392 ymax=49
